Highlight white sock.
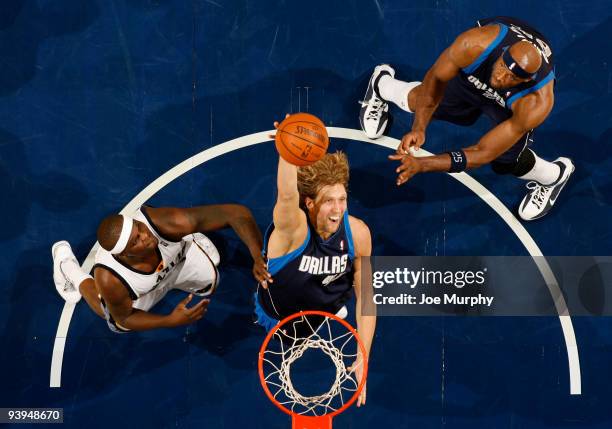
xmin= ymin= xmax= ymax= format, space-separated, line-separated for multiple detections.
xmin=61 ymin=258 xmax=92 ymax=289
xmin=377 ymin=75 xmax=420 ymax=113
xmin=518 ymin=152 xmax=561 ymax=185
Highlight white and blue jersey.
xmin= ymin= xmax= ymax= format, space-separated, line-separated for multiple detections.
xmin=256 ymin=210 xmax=355 ymax=326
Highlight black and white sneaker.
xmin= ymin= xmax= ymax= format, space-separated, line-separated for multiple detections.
xmin=518 ymin=157 xmax=575 ymax=221
xmin=359 ymin=64 xmax=395 ymax=139
xmin=52 ymin=241 xmax=82 ymax=303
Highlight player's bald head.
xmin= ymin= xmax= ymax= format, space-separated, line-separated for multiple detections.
xmin=97 ymin=214 xmax=123 ymax=251
xmin=509 ymin=40 xmax=542 ymax=75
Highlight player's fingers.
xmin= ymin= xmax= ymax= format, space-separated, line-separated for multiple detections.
xmin=256 ymin=268 xmax=273 ymax=283
xmin=180 ymin=294 xmax=193 ymax=307
xmin=413 ymin=135 xmax=426 ymax=150
xmin=396 ymin=161 xmax=413 ymax=173
xmin=193 ymin=307 xmax=206 ymax=321
xmin=397 ymin=173 xmax=408 ymax=186
xmin=191 ymin=304 xmax=208 ymax=320
xmin=356 ymin=382 xmax=366 ymax=407
xmin=255 ymin=266 xmax=271 ymax=282
xmin=388 ymin=153 xmax=404 ymax=161
xmin=396 ymin=142 xmax=409 ymax=155
xmin=189 ymin=298 xmax=210 ymax=312
xmin=260 ymin=280 xmax=268 ymax=289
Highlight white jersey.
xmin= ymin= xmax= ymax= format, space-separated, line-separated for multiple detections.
xmin=94 ymin=207 xmax=221 ymax=302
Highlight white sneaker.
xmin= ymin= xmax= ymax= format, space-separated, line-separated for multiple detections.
xmin=518 ymin=157 xmax=575 ymax=221
xmin=52 ymin=241 xmax=82 ymax=304
xmin=359 ymin=64 xmax=395 ymax=139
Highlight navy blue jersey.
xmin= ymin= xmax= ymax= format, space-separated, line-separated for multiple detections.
xmin=458 ymin=16 xmax=555 ymax=111
xmin=257 ymin=210 xmax=355 ymax=320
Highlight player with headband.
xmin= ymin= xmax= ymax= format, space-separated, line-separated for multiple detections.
xmin=359 ymin=16 xmax=574 ymax=221
xmin=51 ymin=204 xmax=270 ymax=333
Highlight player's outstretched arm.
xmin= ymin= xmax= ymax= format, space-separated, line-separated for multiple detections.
xmin=400 ymin=26 xmax=497 ymax=154
xmin=95 ymin=268 xmax=208 ymax=331
xmin=145 ymin=204 xmax=270 ymax=283
xmin=272 ymin=157 xmax=307 ymax=239
xmin=390 ymin=82 xmax=554 ymax=185
xmin=462 ymin=88 xmax=553 ymax=167
xmin=267 ymin=116 xmax=308 ymax=258
xmin=349 ymin=216 xmax=375 ymax=407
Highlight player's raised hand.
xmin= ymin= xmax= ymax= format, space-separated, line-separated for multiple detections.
xmin=397 ymin=130 xmax=426 ymax=155
xmin=269 ymin=113 xmax=291 ymax=139
xmin=388 ymin=151 xmax=423 ymax=186
xmin=253 ymin=253 xmax=273 ymax=289
xmin=349 ymin=358 xmax=367 ymax=407
xmin=167 ymin=294 xmax=209 ymax=327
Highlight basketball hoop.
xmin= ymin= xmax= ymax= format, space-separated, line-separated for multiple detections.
xmin=258 ymin=310 xmax=368 ymax=429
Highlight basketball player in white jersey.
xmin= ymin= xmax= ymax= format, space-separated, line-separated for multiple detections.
xmin=52 ymin=204 xmax=270 ymax=333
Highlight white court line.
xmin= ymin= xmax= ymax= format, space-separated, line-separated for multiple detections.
xmin=50 ymin=128 xmax=581 ymax=394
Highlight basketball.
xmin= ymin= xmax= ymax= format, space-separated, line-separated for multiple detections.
xmin=275 ymin=113 xmax=329 ymax=166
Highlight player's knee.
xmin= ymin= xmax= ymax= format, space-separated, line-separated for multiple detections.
xmin=491 ymin=149 xmax=536 ymax=176
xmin=512 ymin=149 xmax=536 ymax=177
xmin=491 ymin=161 xmax=516 ymax=175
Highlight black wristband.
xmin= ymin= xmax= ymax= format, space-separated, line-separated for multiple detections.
xmin=447 ymin=150 xmax=467 ymax=173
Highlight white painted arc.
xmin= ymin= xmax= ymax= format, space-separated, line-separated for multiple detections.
xmin=50 ymin=127 xmax=581 ymax=395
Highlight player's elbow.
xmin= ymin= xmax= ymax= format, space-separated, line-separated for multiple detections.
xmin=275 ymin=191 xmax=299 ymax=207
xmin=227 ymin=204 xmax=254 ymax=221
xmin=220 ymin=204 xmax=255 ymax=229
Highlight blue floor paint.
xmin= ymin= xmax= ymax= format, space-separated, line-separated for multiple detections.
xmin=1 ymin=1 xmax=611 ymax=427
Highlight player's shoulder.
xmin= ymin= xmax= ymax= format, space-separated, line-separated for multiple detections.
xmin=348 ymin=215 xmax=371 ymax=242
xmin=94 ymin=265 xmax=130 ymax=302
xmin=142 ymin=205 xmax=194 ymax=239
xmin=450 ymin=24 xmax=501 ymax=66
xmin=142 ymin=205 xmax=182 ymax=226
xmin=511 ymin=80 xmax=555 ymax=128
xmin=457 ymin=24 xmax=501 ymax=46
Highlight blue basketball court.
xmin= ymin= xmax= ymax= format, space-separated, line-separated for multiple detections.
xmin=1 ymin=1 xmax=611 ymax=427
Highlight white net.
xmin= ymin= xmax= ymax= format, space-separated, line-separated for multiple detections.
xmin=261 ymin=313 xmax=364 ymax=416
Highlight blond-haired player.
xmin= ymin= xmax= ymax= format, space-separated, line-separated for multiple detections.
xmin=254 ymin=117 xmax=376 ymax=406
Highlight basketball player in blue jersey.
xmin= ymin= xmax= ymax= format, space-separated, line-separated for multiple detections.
xmin=254 ymin=124 xmax=375 ymax=406
xmin=52 ymin=204 xmax=269 ymax=333
xmin=359 ymin=16 xmax=574 ymax=221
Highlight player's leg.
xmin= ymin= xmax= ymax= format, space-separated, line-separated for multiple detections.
xmin=360 ymin=67 xmax=484 ymax=138
xmin=52 ymin=241 xmax=104 ymax=318
xmin=359 ymin=64 xmax=421 ymax=139
xmin=378 ymin=73 xmax=421 ymax=114
xmin=490 ymin=131 xmax=574 ymax=220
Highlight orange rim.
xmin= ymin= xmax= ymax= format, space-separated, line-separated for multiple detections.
xmin=258 ymin=310 xmax=368 ymax=418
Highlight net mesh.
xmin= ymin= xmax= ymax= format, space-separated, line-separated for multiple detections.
xmin=261 ymin=314 xmax=363 ymax=416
